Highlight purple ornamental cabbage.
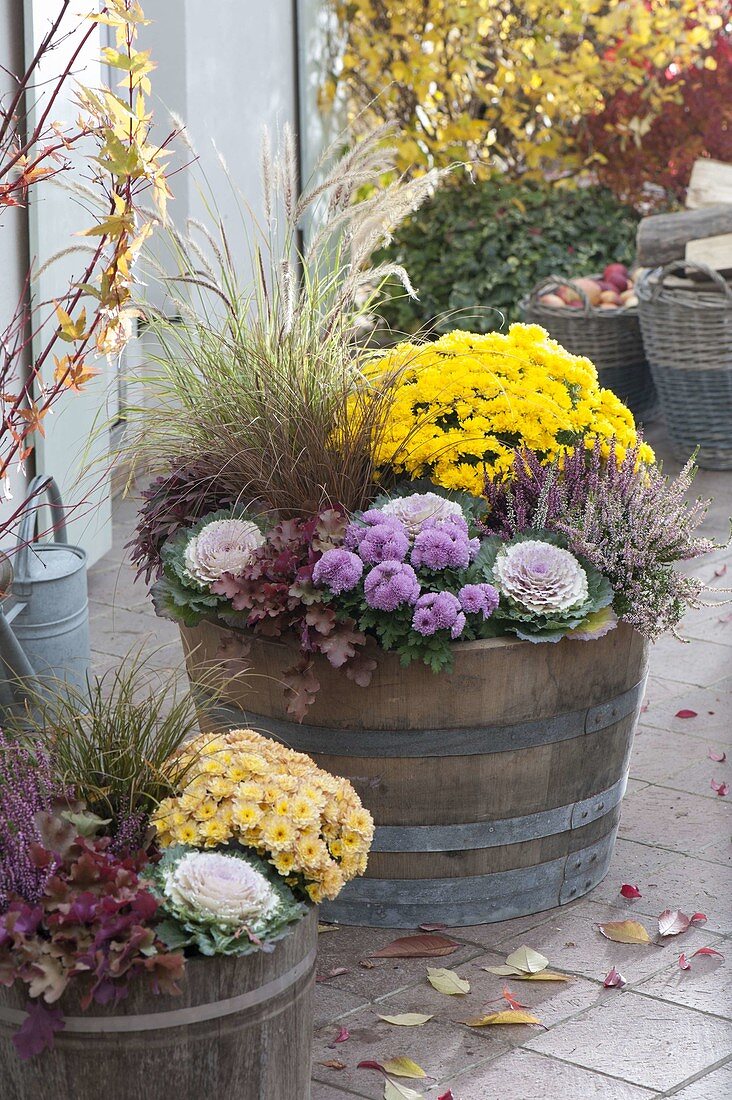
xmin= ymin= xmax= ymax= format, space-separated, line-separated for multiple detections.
xmin=363 ymin=560 xmax=421 ymax=611
xmin=312 ymin=549 xmax=364 ymax=594
xmin=493 ymin=540 xmax=588 ymax=614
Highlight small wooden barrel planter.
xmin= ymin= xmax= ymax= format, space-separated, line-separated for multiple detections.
xmin=181 ymin=621 xmax=648 ymax=929
xmin=0 ymin=908 xmax=317 ymax=1100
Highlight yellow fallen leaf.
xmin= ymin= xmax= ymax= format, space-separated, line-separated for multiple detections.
xmin=597 ymin=919 xmax=651 ymax=945
xmin=381 ymin=1057 xmax=427 ymax=1079
xmin=482 ymin=964 xmax=524 ymax=976
xmin=464 ymin=1009 xmax=541 ymax=1027
xmin=504 ymin=946 xmax=549 ymax=973
xmin=378 ymin=1013 xmax=433 ymax=1026
xmin=426 ymin=966 xmax=470 ymax=995
xmin=384 ymin=1080 xmax=423 ymax=1100
xmin=317 ymin=923 xmax=339 ymax=934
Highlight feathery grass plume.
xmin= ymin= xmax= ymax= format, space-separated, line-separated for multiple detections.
xmin=126 ymin=123 xmax=452 ymax=516
xmin=6 ymin=649 xmax=229 ymax=843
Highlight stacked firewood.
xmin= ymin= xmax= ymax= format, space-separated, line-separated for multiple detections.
xmin=637 ymin=159 xmax=732 ymax=282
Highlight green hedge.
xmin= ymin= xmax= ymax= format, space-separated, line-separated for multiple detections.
xmin=375 ymin=180 xmax=640 ymax=337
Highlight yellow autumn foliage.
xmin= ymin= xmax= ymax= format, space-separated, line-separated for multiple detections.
xmin=324 ymin=0 xmax=724 ymax=178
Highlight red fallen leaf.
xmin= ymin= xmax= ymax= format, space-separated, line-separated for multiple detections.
xmin=328 ymin=1026 xmax=350 ymax=1048
xmin=620 ymin=883 xmax=642 ymax=899
xmin=368 ymin=933 xmax=460 ymax=958
xmin=316 ymin=967 xmax=349 ymax=982
xmin=357 ymin=1060 xmax=385 ymax=1073
xmin=603 ymin=966 xmax=627 ymax=988
xmin=679 ymin=953 xmax=691 ymax=971
xmin=419 ymin=922 xmax=448 ymax=932
xmin=318 ymin=1059 xmax=346 ymax=1070
xmin=675 ymin=709 xmax=698 ymax=719
xmin=714 ymin=563 xmax=727 ymax=577
xmin=690 ymin=913 xmax=707 ymax=925
xmin=711 ymin=779 xmax=729 ymax=796
xmin=502 ymin=986 xmax=529 ymax=1009
xmin=708 ymin=749 xmax=727 ymax=763
xmin=438 ymin=1092 xmax=455 ymax=1100
xmin=658 ymin=909 xmax=691 ymax=936
xmin=640 ymin=700 xmax=650 ymax=713
xmin=692 ymin=946 xmax=724 ymax=959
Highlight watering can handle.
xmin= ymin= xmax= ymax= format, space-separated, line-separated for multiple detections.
xmin=15 ymin=475 xmax=68 ymax=579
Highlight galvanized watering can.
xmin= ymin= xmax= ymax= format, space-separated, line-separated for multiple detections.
xmin=0 ymin=475 xmax=90 ymax=710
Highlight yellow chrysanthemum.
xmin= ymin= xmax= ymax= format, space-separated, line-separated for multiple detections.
xmin=352 ymin=323 xmax=653 ymax=494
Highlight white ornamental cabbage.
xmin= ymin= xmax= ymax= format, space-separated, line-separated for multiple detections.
xmin=492 ymin=539 xmax=589 ymax=615
xmin=184 ymin=518 xmax=264 ymax=585
xmin=163 ymin=850 xmax=280 ymax=929
xmin=379 ymin=492 xmax=464 ymax=537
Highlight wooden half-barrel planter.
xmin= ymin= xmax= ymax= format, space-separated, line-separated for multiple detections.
xmin=181 ymin=621 xmax=648 ymax=929
xmin=0 ymin=908 xmax=317 ymax=1100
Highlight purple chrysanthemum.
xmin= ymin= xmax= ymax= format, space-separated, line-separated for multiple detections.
xmin=458 ymin=582 xmax=500 ymax=618
xmin=312 ymin=548 xmax=364 ymax=594
xmin=363 ymin=560 xmax=421 ymax=611
xmin=411 ymin=591 xmax=463 ymax=636
xmin=344 ymin=511 xmax=403 ymax=552
xmin=451 ymin=611 xmax=467 ymax=639
xmin=411 ymin=516 xmax=479 ymax=571
xmin=357 ymin=522 xmax=409 ymax=565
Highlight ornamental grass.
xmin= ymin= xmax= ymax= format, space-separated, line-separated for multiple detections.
xmin=127 ymin=123 xmax=450 ymax=516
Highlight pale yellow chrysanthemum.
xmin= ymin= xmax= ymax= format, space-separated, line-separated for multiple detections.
xmin=260 ymin=814 xmax=297 ymax=852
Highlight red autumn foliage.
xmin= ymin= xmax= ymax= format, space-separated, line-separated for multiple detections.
xmin=581 ymin=32 xmax=732 ymax=210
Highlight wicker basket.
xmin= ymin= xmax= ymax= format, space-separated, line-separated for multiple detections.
xmin=521 ymin=275 xmax=657 ymax=422
xmin=637 ymin=261 xmax=732 ymax=469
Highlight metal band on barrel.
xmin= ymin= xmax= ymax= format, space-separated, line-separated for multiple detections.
xmin=370 ymin=772 xmax=627 ymax=852
xmin=209 ymin=678 xmax=646 ymax=758
xmin=0 ymin=949 xmax=316 ymax=1034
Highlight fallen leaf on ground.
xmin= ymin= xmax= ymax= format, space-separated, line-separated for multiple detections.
xmin=418 ymin=923 xmax=447 ymax=932
xmin=690 ymin=912 xmax=707 ymax=925
xmin=603 ymin=967 xmax=627 ymax=988
xmin=679 ymin=954 xmax=691 ymax=970
xmin=675 ymin=709 xmax=698 ymax=719
xmin=502 ymin=987 xmax=529 ymax=1009
xmin=316 ymin=967 xmax=349 ymax=982
xmin=464 ymin=1009 xmax=541 ymax=1027
xmin=714 ymin=563 xmax=727 ymax=577
xmin=691 ymin=946 xmax=725 ymax=959
xmin=329 ymin=1026 xmax=350 ymax=1047
xmin=381 ymin=1057 xmax=427 ymax=1079
xmin=504 ymin=945 xmax=549 ymax=973
xmin=378 ymin=1014 xmax=433 ymax=1027
xmin=711 ymin=779 xmax=729 ymax=796
xmin=708 ymin=749 xmax=727 ymax=763
xmin=620 ymin=884 xmax=642 ymax=899
xmin=360 ymin=959 xmax=375 ymax=969
xmin=318 ymin=1059 xmax=346 ymax=1070
xmin=384 ymin=1080 xmax=423 ymax=1100
xmin=438 ymin=1092 xmax=455 ymax=1100
xmin=318 ymin=923 xmax=339 ymax=934
xmin=658 ymin=909 xmax=691 ymax=937
xmin=369 ymin=934 xmax=460 ymax=959
xmin=597 ymin=919 xmax=651 ymax=944
xmin=427 ymin=967 xmax=470 ymax=995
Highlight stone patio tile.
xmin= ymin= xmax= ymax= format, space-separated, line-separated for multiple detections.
xmin=314 ymin=983 xmax=373 ymax=1028
xmin=312 ymin=998 xmax=508 ymax=1099
xmin=87 ymin=560 xmax=150 ymax=611
xmin=669 ymin=1059 xmax=732 ymax=1099
xmin=89 ymin=603 xmax=183 ymax=660
xmin=523 ymin=993 xmax=732 ymax=1092
xmin=444 ymin=1049 xmax=658 ymax=1100
xmin=634 ymin=951 xmax=730 ymax=1018
xmin=638 ymin=685 xmax=732 ymax=743
xmin=658 ymin=759 xmax=732 ymax=803
xmin=589 ymin=838 xmax=732 ymax=935
xmin=618 ymin=785 xmax=731 ymax=858
xmin=679 ymin=604 xmax=732 ymax=645
xmin=629 ymin=726 xmax=725 ymax=787
xmin=312 ymin=1081 xmax=368 ymax=1100
xmin=311 ymin=926 xmax=484 ymax=1002
xmin=646 ymin=637 xmax=731 ymax=690
xmin=468 ymin=897 xmax=720 ymax=987
xmin=445 ymin=909 xmax=567 ymax=951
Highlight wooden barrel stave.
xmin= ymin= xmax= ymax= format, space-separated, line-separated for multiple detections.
xmin=181 ymin=621 xmax=647 ymax=928
xmin=0 ymin=910 xmax=316 ymax=1100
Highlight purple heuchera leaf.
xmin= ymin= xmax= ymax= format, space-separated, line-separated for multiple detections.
xmin=12 ymin=1001 xmax=65 ymax=1060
